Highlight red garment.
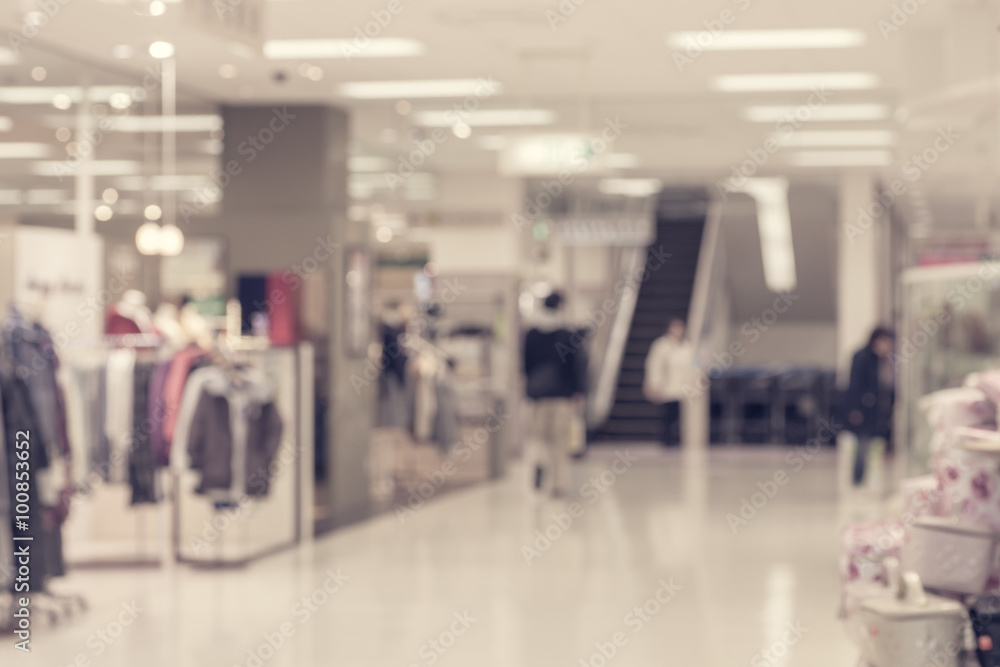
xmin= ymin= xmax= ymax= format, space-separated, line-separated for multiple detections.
xmin=106 ymin=308 xmax=143 ymax=335
xmin=267 ymin=271 xmax=299 ymax=346
xmin=160 ymin=346 xmax=206 ymax=450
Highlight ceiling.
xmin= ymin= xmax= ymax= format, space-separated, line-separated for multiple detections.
xmin=1 ymin=0 xmax=999 ymax=226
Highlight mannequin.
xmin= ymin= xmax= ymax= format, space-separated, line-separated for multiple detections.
xmin=106 ymin=290 xmax=155 ymax=335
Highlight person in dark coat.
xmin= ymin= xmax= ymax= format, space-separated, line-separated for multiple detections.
xmin=844 ymin=327 xmax=895 ymax=486
xmin=523 ymin=292 xmax=588 ymax=496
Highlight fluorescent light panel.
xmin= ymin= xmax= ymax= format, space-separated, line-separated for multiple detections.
xmin=413 ymin=109 xmax=553 ymax=127
xmin=264 ymin=39 xmax=424 ymax=59
xmin=712 ymin=72 xmax=879 ymax=92
xmin=339 ymin=79 xmax=500 ymax=99
xmin=599 ymin=178 xmax=662 ymax=197
xmin=0 ymin=143 xmax=51 ymax=158
xmin=0 ymin=86 xmax=135 ymax=104
xmin=778 ymin=130 xmax=894 ymax=147
xmin=790 ymin=150 xmax=892 ymax=166
xmin=668 ymin=29 xmax=865 ymax=51
xmin=745 ymin=104 xmax=889 ymax=122
xmin=348 ymin=156 xmax=390 ymax=172
xmin=740 ymin=178 xmax=796 ymax=292
xmin=113 ymin=115 xmax=223 ymax=132
xmin=31 ymin=160 xmax=142 ymax=176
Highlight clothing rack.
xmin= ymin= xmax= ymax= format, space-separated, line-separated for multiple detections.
xmin=0 ymin=308 xmax=88 ymax=626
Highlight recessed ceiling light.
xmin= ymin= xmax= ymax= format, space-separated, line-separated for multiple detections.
xmin=52 ymin=94 xmax=72 ymax=110
xmin=306 ymin=66 xmax=324 ymax=81
xmin=712 ymin=72 xmax=879 ymax=92
xmin=263 ymin=39 xmax=425 ymax=60
xmin=395 ymin=100 xmax=412 ymax=115
xmin=339 ymin=79 xmax=501 ymax=99
xmin=94 ymin=205 xmax=113 ymax=221
xmin=30 ymin=67 xmax=46 ymax=82
xmin=789 ymin=150 xmax=893 ymax=166
xmin=109 ymin=92 xmax=132 ymax=110
xmin=375 ymin=227 xmax=394 ymax=243
xmin=112 ymin=45 xmax=135 ymax=59
xmin=219 ymin=63 xmax=238 ymax=78
xmin=102 ymin=188 xmax=119 ymax=203
xmin=149 ymin=41 xmax=175 ymax=59
xmin=144 ymin=204 xmax=162 ymax=220
xmin=744 ymin=104 xmax=889 ymax=122
xmin=149 ymin=0 xmax=166 ymax=16
xmin=667 ymin=29 xmax=866 ymax=51
xmin=452 ymin=122 xmax=472 ymax=139
xmin=414 ymin=109 xmax=554 ymax=127
xmin=778 ymin=130 xmax=895 ymax=147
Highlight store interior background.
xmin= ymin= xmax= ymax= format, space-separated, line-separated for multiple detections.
xmin=0 ymin=0 xmax=998 ymax=665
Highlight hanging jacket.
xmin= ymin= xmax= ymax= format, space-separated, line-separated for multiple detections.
xmin=183 ymin=367 xmax=283 ymax=497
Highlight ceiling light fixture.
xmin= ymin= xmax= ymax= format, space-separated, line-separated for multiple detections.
xmin=712 ymin=72 xmax=879 ymax=92
xmin=94 ymin=205 xmax=113 ymax=221
xmin=789 ymin=150 xmax=893 ymax=166
xmin=740 ymin=178 xmax=797 ymax=293
xmin=52 ymin=94 xmax=72 ymax=110
xmin=263 ymin=38 xmax=424 ymax=59
xmin=778 ymin=130 xmax=895 ymax=147
xmin=144 ymin=204 xmax=163 ymax=220
xmin=0 ymin=143 xmax=52 ymax=159
xmin=339 ymin=79 xmax=501 ymax=99
xmin=744 ymin=104 xmax=890 ymax=123
xmin=414 ymin=109 xmax=554 ymax=127
xmin=598 ymin=178 xmax=662 ymax=197
xmin=452 ymin=122 xmax=472 ymax=139
xmin=149 ymin=41 xmax=175 ymax=59
xmin=668 ymin=29 xmax=866 ymax=51
xmin=31 ymin=67 xmax=46 ymax=81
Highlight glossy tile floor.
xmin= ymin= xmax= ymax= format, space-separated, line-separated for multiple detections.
xmin=4 ymin=445 xmax=877 ymax=666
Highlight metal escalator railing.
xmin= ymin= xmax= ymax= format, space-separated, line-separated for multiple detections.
xmin=587 ymin=244 xmax=647 ymax=428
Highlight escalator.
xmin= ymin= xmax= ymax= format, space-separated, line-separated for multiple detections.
xmin=591 ymin=192 xmax=708 ymax=442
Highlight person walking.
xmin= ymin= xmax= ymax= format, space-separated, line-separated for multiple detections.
xmin=523 ymin=292 xmax=588 ymax=497
xmin=643 ymin=319 xmax=694 ymax=446
xmin=844 ymin=327 xmax=895 ymax=486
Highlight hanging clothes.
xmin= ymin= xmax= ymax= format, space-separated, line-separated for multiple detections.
xmin=104 ymin=348 xmax=135 ymax=483
xmin=160 ymin=345 xmax=207 ymax=458
xmin=175 ymin=365 xmax=283 ymax=499
xmin=0 ymin=351 xmax=54 ymax=592
xmin=128 ymin=360 xmax=160 ymax=505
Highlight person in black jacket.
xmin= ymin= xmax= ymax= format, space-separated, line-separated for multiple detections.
xmin=523 ymin=292 xmax=588 ymax=497
xmin=844 ymin=327 xmax=895 ymax=486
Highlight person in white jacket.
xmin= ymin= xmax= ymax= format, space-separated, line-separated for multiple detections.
xmin=643 ymin=319 xmax=695 ymax=446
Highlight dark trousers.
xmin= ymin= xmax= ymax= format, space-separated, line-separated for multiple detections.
xmin=661 ymin=400 xmax=681 ymax=446
xmin=852 ymin=434 xmax=871 ymax=485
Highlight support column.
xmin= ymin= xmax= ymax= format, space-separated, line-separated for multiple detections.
xmin=220 ymin=105 xmax=372 ymax=531
xmin=838 ymin=173 xmax=882 ymax=377
xmin=837 ymin=173 xmax=884 ymax=492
